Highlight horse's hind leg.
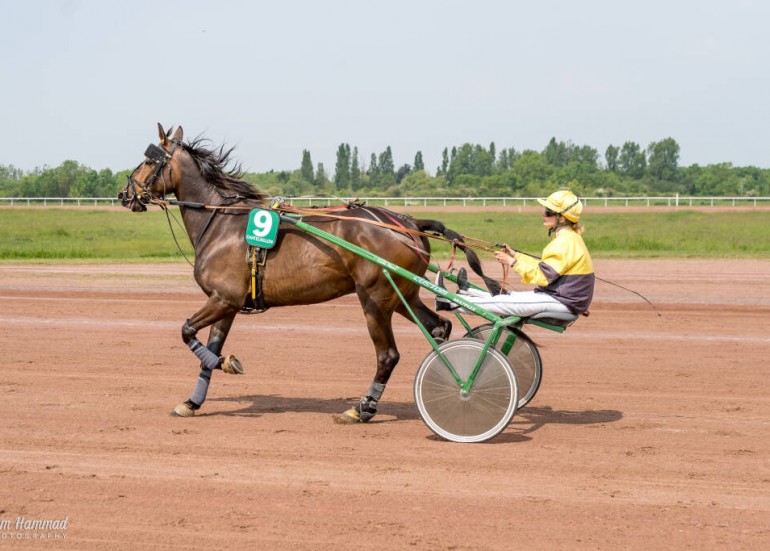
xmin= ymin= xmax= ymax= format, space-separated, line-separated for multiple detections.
xmin=397 ymin=296 xmax=452 ymax=342
xmin=173 ymin=301 xmax=238 ymax=417
xmin=339 ymin=290 xmax=400 ymax=424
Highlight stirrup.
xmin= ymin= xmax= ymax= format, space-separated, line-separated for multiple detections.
xmin=456 ymin=267 xmax=469 ymax=292
xmin=433 ymin=268 xmax=453 ymax=290
xmin=434 ymin=269 xmax=460 ymax=311
xmin=435 ymin=296 xmax=459 ymax=312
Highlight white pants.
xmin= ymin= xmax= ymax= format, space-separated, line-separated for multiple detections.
xmin=459 ymin=288 xmax=572 ymax=318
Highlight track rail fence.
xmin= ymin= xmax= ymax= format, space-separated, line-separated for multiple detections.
xmin=1 ymin=196 xmax=769 ymax=208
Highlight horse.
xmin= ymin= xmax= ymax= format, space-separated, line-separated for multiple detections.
xmin=119 ymin=123 xmax=495 ymax=424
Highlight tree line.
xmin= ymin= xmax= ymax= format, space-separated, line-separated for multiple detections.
xmin=0 ymin=161 xmax=131 ymax=200
xmin=2 ymin=137 xmax=768 ymax=199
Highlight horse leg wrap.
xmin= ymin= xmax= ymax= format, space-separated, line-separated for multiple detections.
xmin=367 ymin=382 xmax=386 ymax=401
xmin=357 ymin=382 xmax=386 ymax=423
xmin=187 ymin=339 xmax=222 ymax=371
xmin=190 ymin=369 xmax=212 ymax=405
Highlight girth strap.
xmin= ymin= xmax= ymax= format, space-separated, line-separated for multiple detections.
xmin=241 ymin=246 xmax=269 ymax=314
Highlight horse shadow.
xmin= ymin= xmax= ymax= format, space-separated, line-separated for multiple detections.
xmin=205 ymin=395 xmax=623 ymax=443
xmin=205 ymin=394 xmax=422 ymax=422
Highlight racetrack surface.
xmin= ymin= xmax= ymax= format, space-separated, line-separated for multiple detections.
xmin=1 ymin=260 xmax=769 ymax=549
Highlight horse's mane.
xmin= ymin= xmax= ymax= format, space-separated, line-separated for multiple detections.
xmin=183 ymin=137 xmax=269 ymax=202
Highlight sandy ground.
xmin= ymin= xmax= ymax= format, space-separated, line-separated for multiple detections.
xmin=1 ymin=259 xmax=769 ymax=549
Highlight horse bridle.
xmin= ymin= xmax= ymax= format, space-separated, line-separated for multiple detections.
xmin=119 ymin=140 xmax=180 ymax=210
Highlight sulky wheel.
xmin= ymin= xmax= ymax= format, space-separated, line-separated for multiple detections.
xmin=414 ymin=338 xmax=518 ymax=443
xmin=465 ymin=324 xmax=542 ymax=409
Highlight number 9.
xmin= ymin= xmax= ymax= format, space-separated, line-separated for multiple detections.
xmin=251 ymin=210 xmax=273 ymax=237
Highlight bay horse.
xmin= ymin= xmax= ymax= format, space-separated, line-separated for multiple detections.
xmin=119 ymin=124 xmax=495 ymax=423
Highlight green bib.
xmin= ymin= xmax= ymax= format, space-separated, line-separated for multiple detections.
xmin=245 ymin=209 xmax=280 ymax=249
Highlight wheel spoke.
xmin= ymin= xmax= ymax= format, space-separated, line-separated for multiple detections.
xmin=465 ymin=325 xmax=542 ymax=408
xmin=414 ymin=339 xmax=518 ymax=443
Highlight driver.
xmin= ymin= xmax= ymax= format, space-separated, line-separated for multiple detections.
xmin=436 ymin=189 xmax=595 ymax=318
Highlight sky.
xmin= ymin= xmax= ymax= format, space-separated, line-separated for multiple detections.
xmin=2 ymin=0 xmax=770 ymax=175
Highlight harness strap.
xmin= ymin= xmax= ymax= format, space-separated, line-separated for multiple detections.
xmin=156 ymin=198 xmax=516 ymax=292
xmin=195 ymin=209 xmax=219 ymax=250
xmin=501 ymin=262 xmax=510 ymax=294
xmin=242 ymin=246 xmax=269 ymax=314
xmin=150 ymin=199 xmax=482 ymax=256
xmin=370 ymin=206 xmax=429 ymax=264
xmin=250 ymin=247 xmax=257 ymax=302
xmin=447 ymin=242 xmax=458 ymax=271
xmin=277 ymin=203 xmax=472 ymax=252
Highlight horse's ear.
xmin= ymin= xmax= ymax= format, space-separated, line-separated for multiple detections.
xmin=172 ymin=126 xmax=183 ymax=143
xmin=157 ymin=123 xmax=168 ymax=147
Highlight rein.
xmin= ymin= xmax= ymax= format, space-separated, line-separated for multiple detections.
xmin=149 ymin=195 xmax=658 ymax=315
xmin=274 ymin=203 xmax=470 ymax=249
xmin=147 ymin=196 xmax=506 ymax=288
xmin=151 ymin=197 xmax=256 ymax=268
xmin=149 ymin=198 xmax=477 ymax=253
xmin=154 ymin=201 xmax=197 ymax=268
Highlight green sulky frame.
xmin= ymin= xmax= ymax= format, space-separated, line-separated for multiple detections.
xmin=280 ymin=214 xmax=538 ymax=397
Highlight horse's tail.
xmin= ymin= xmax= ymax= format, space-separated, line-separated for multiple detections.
xmin=415 ymin=219 xmax=502 ymax=296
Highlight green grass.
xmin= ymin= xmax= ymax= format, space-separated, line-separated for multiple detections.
xmin=0 ymin=208 xmax=194 ymax=261
xmin=409 ymin=209 xmax=770 ymax=259
xmin=1 ymin=207 xmax=768 ymax=261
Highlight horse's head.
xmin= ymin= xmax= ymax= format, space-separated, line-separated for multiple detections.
xmin=119 ymin=123 xmax=184 ymax=212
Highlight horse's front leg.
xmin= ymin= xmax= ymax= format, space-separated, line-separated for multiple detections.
xmin=172 ymin=297 xmax=239 ymax=417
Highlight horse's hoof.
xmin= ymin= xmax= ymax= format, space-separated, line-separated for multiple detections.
xmin=172 ymin=402 xmax=196 ymax=417
xmin=335 ymin=408 xmax=361 ymax=424
xmin=221 ymin=354 xmax=245 ymax=375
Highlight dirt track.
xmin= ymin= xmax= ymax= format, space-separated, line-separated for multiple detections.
xmin=1 ymin=260 xmax=769 ymax=549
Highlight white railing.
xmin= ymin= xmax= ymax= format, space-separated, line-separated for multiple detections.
xmin=0 ymin=197 xmax=124 ymax=206
xmin=1 ymin=196 xmax=769 ymax=208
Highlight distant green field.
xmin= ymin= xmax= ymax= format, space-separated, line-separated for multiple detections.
xmin=409 ymin=209 xmax=770 ymax=259
xmin=1 ymin=207 xmax=768 ymax=261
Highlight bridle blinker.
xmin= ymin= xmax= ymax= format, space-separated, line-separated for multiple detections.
xmin=119 ymin=140 xmax=180 ymax=210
